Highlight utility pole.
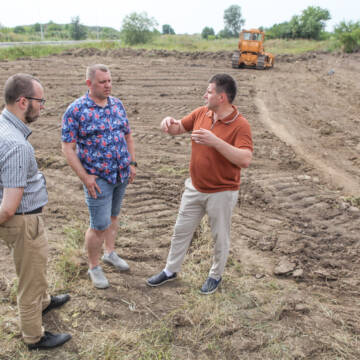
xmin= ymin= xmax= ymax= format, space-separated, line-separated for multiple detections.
xmin=40 ymin=23 xmax=44 ymax=40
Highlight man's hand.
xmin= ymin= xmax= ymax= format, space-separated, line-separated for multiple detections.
xmin=129 ymin=165 xmax=136 ymax=184
xmin=161 ymin=117 xmax=178 ymax=133
xmin=0 ymin=187 xmax=24 ymax=224
xmin=83 ymin=174 xmax=101 ymax=199
xmin=160 ymin=116 xmax=186 ymax=135
xmin=191 ymin=128 xmax=219 ymax=147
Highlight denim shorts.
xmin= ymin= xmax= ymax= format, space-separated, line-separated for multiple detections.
xmin=84 ymin=177 xmax=128 ymax=231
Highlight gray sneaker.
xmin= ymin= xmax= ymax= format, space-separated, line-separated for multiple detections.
xmin=88 ymin=265 xmax=109 ymax=289
xmin=102 ymin=251 xmax=130 ymax=271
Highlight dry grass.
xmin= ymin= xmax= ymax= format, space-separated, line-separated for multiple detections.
xmin=1 ymin=215 xmax=359 ymax=359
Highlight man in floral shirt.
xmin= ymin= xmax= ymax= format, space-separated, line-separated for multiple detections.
xmin=62 ymin=64 xmax=136 ymax=289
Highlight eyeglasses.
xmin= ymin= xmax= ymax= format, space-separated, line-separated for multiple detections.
xmin=25 ymin=97 xmax=46 ymax=105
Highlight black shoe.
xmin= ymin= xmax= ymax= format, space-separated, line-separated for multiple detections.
xmin=146 ymin=271 xmax=177 ymax=287
xmin=27 ymin=331 xmax=71 ymax=350
xmin=200 ymin=277 xmax=222 ymax=295
xmin=42 ymin=294 xmax=70 ymax=315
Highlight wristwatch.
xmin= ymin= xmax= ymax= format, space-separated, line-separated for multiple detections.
xmin=130 ymin=161 xmax=137 ymax=167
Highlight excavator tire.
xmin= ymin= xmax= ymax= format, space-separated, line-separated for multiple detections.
xmin=256 ymin=55 xmax=265 ymax=70
xmin=232 ymin=51 xmax=240 ymax=69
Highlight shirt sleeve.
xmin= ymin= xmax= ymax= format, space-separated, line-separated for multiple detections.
xmin=181 ymin=107 xmax=203 ymax=132
xmin=1 ymin=144 xmax=30 ymax=188
xmin=61 ymin=104 xmax=79 ymax=143
xmin=233 ymin=119 xmax=254 ymax=152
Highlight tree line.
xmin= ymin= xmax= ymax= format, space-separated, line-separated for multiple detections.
xmin=0 ymin=16 xmax=120 ymax=42
xmin=1 ymin=5 xmax=359 ymax=53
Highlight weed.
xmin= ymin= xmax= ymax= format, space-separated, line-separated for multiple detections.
xmin=63 ymin=224 xmax=85 ymax=249
xmin=9 ymin=278 xmax=18 ymax=305
xmin=158 ymin=166 xmax=188 ymax=177
xmin=342 ymin=196 xmax=360 ymax=208
xmin=55 ymin=224 xmax=86 ymax=287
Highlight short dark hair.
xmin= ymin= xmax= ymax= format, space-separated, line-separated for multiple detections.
xmin=4 ymin=73 xmax=39 ymax=105
xmin=208 ymin=73 xmax=237 ymax=104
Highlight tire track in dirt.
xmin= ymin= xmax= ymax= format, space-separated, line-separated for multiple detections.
xmin=236 ymin=56 xmax=360 ymax=294
xmin=1 ymin=52 xmax=360 ymax=358
xmin=255 ymin=96 xmax=360 ymax=196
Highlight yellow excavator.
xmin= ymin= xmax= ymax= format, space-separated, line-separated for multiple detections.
xmin=232 ymin=29 xmax=274 ymax=69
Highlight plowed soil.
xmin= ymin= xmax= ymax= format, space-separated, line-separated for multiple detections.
xmin=0 ymin=48 xmax=360 ymax=359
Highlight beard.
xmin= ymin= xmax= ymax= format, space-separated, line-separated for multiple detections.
xmin=24 ymin=102 xmax=39 ymax=123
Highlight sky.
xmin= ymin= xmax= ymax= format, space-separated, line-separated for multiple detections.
xmin=1 ymin=0 xmax=359 ymax=34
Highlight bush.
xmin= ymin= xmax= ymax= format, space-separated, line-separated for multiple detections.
xmin=334 ymin=21 xmax=360 ymax=53
xmin=201 ymin=27 xmax=215 ymax=39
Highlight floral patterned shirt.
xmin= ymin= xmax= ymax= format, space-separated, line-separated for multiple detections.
xmin=61 ymin=92 xmax=131 ymax=184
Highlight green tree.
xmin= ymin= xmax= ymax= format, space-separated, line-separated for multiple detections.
xmin=162 ymin=24 xmax=175 ymax=35
xmin=267 ymin=6 xmax=330 ymax=40
xmin=100 ymin=27 xmax=121 ymax=40
xmin=217 ymin=27 xmax=233 ymax=39
xmin=121 ymin=12 xmax=158 ymax=45
xmin=289 ymin=16 xmax=302 ymax=38
xmin=46 ymin=21 xmax=64 ymax=38
xmin=265 ymin=22 xmax=291 ymax=39
xmin=201 ymin=26 xmax=215 ymax=39
xmin=33 ymin=23 xmax=41 ymax=32
xmin=46 ymin=21 xmax=62 ymax=32
xmin=299 ymin=6 xmax=330 ymax=39
xmin=70 ymin=16 xmax=87 ymax=40
xmin=14 ymin=25 xmax=26 ymax=34
xmin=223 ymin=5 xmax=245 ymax=37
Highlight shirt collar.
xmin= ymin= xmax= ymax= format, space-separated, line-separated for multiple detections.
xmin=85 ymin=91 xmax=114 ymax=108
xmin=1 ymin=108 xmax=32 ymax=139
xmin=206 ymin=105 xmax=239 ymax=125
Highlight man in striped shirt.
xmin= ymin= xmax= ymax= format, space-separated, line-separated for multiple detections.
xmin=0 ymin=74 xmax=71 ymax=350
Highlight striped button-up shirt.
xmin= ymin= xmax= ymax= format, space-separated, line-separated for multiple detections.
xmin=0 ymin=109 xmax=48 ymax=213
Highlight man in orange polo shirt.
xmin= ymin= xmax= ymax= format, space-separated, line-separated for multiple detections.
xmin=146 ymin=73 xmax=253 ymax=294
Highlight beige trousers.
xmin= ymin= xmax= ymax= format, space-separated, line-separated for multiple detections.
xmin=166 ymin=178 xmax=239 ymax=280
xmin=0 ymin=214 xmax=50 ymax=344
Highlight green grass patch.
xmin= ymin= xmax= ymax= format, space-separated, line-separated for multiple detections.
xmin=265 ymin=38 xmax=335 ymax=54
xmin=136 ymin=34 xmax=238 ymax=52
xmin=0 ymin=40 xmax=121 ymax=61
xmin=158 ymin=165 xmax=188 ymax=177
xmin=341 ymin=196 xmax=360 ymax=208
xmin=0 ymin=35 xmax=340 ymax=61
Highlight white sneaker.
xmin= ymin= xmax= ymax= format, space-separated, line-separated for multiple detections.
xmin=88 ymin=265 xmax=109 ymax=289
xmin=102 ymin=251 xmax=130 ymax=271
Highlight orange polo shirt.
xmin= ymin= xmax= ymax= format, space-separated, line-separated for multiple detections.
xmin=181 ymin=105 xmax=253 ymax=193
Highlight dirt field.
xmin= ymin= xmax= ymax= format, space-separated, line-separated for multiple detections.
xmin=0 ymin=48 xmax=360 ymax=359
